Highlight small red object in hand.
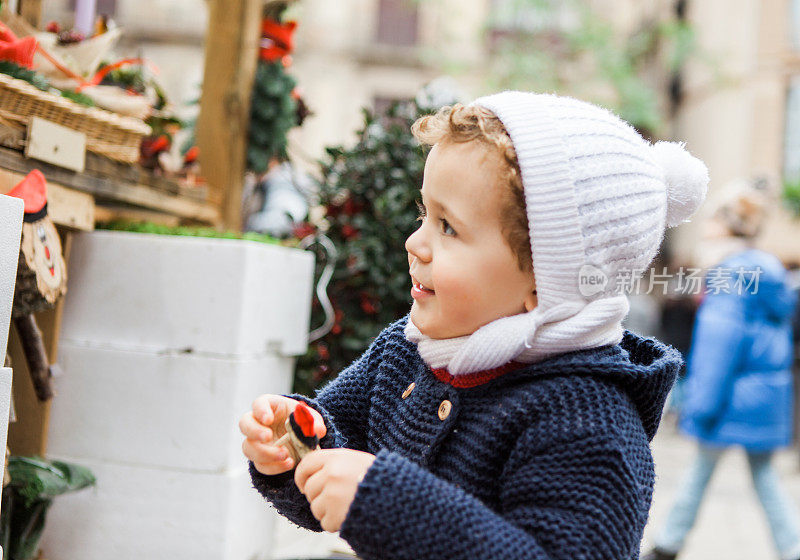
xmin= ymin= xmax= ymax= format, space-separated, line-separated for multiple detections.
xmin=293 ymin=402 xmax=316 ymax=438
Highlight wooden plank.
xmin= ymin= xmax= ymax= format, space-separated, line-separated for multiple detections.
xmin=0 ymin=147 xmax=219 ymax=224
xmin=0 ymin=168 xmax=95 ymax=231
xmin=47 ymin=183 xmax=95 ymax=231
xmin=0 ymin=122 xmax=208 ymax=202
xmin=15 ymin=0 xmax=42 ymax=28
xmin=94 ymin=204 xmax=182 ymax=227
xmin=196 ymin=0 xmax=262 ymax=230
xmin=7 ymin=323 xmax=49 ymax=456
xmin=0 ymin=119 xmax=25 ymax=151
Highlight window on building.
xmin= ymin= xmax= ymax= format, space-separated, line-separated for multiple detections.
xmin=373 ymin=95 xmax=414 ymax=126
xmin=375 ymin=0 xmax=419 ymax=47
xmin=784 ymin=77 xmax=800 ymax=183
xmin=68 ymin=0 xmax=118 ymax=17
xmin=791 ymin=0 xmax=800 ymax=50
xmin=486 ymin=0 xmax=578 ymax=50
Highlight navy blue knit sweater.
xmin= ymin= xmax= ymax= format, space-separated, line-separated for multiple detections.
xmin=249 ymin=314 xmax=681 ymax=560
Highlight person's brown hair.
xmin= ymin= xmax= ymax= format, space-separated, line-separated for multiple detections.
xmin=411 ymin=103 xmax=532 ymax=273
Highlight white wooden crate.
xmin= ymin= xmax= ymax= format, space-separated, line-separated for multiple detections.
xmin=47 ymin=343 xmax=294 ymax=472
xmin=40 ymin=459 xmax=278 ymax=560
xmin=60 ymin=231 xmax=315 ymax=357
xmin=44 ymin=229 xmax=315 ymax=559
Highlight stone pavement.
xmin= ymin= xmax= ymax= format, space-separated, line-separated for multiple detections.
xmin=643 ymin=415 xmax=800 ymax=560
xmin=269 ymin=416 xmax=800 ymax=559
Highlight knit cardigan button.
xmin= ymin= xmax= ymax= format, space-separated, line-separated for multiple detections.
xmin=438 ymin=400 xmax=452 ymax=420
xmin=402 ymin=382 xmax=415 ymax=399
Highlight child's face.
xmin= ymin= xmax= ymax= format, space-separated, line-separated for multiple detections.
xmin=406 ymin=140 xmax=537 ymax=340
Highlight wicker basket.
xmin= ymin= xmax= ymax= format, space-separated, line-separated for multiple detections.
xmin=0 ymin=73 xmax=151 ymax=163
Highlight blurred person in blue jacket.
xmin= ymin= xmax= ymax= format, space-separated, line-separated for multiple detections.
xmin=644 ymin=178 xmax=800 ymax=560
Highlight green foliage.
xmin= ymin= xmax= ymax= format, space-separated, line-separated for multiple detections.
xmin=0 ymin=61 xmax=50 ymax=92
xmin=1 ymin=457 xmax=95 ymax=560
xmin=59 ymin=89 xmax=95 ymax=107
xmin=294 ymin=101 xmax=430 ymax=395
xmin=98 ymin=220 xmax=282 ymax=245
xmin=100 ymin=62 xmax=146 ymax=92
xmin=98 ymin=61 xmax=168 ymax=109
xmin=485 ymin=0 xmax=698 ymax=137
xmin=6 ymin=457 xmax=95 ymax=507
xmin=247 ymin=60 xmax=298 ymax=174
xmin=783 ymin=179 xmax=800 ymax=216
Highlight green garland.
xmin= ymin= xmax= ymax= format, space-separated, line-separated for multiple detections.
xmin=98 ymin=220 xmax=282 ymax=245
xmin=0 ymin=60 xmax=49 ymax=91
xmin=0 ymin=61 xmax=96 ymax=107
xmin=247 ymin=60 xmax=297 ymax=173
xmin=59 ymin=89 xmax=95 ymax=107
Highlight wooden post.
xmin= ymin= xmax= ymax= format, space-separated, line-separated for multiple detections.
xmin=15 ymin=0 xmax=42 ymax=28
xmin=196 ymin=0 xmax=262 ymax=231
xmin=7 ymin=232 xmax=71 ymax=457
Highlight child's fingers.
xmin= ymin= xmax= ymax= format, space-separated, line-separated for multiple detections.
xmin=309 ymin=496 xmax=327 ymax=523
xmin=242 ymin=438 xmax=290 ymax=465
xmin=252 ymin=456 xmax=294 ymax=476
xmin=252 ymin=394 xmax=290 ymax=427
xmin=294 ymin=449 xmax=325 ymax=493
xmin=301 ymin=469 xmax=326 ymax=502
xmin=238 ymin=412 xmax=273 ymax=443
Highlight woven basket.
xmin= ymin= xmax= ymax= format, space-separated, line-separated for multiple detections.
xmin=0 ymin=73 xmax=151 ymax=163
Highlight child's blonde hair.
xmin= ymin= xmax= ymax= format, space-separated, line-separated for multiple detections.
xmin=411 ymin=103 xmax=532 ymax=273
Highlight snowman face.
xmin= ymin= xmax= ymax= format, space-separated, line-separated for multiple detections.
xmin=27 ymin=220 xmax=65 ymax=293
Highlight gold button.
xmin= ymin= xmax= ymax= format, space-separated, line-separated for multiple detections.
xmin=402 ymin=382 xmax=415 ymax=399
xmin=438 ymin=400 xmax=452 ymax=420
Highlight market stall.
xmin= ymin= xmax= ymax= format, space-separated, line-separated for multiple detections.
xmin=0 ymin=0 xmax=313 ymax=558
xmin=0 ymin=0 xmax=222 ymax=461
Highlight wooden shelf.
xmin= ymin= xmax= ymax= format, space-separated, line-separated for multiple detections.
xmin=0 ymin=168 xmax=94 ymax=231
xmin=0 ymin=146 xmax=219 ymax=224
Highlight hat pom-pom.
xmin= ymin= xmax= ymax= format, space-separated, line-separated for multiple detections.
xmin=651 ymin=141 xmax=709 ymax=227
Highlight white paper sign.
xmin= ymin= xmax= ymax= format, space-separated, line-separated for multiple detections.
xmin=25 ymin=117 xmax=87 ymax=173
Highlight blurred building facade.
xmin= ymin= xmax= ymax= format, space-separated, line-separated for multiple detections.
xmin=284 ymin=0 xmax=673 ymax=171
xmin=672 ymin=0 xmax=800 ymax=265
xmin=38 ymin=0 xmax=800 ymax=264
xmin=284 ymin=0 xmax=486 ymax=168
xmin=287 ymin=0 xmax=800 ymax=265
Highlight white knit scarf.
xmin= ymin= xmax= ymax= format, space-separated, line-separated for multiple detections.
xmin=403 ymin=296 xmax=630 ymax=375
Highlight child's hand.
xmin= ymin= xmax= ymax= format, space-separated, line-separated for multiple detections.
xmin=240 ymin=395 xmax=326 ymax=475
xmin=294 ymin=448 xmax=376 ymax=532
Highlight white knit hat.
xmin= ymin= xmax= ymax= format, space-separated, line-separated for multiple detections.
xmin=405 ymin=91 xmax=709 ymax=375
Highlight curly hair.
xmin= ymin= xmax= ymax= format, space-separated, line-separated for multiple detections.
xmin=411 ymin=103 xmax=532 ymax=273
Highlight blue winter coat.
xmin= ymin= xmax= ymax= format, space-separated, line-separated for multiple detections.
xmin=680 ymin=249 xmax=797 ymax=451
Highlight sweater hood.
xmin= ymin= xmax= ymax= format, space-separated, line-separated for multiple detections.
xmin=507 ymin=331 xmax=682 ymax=441
xmin=396 ymin=315 xmax=681 ymax=441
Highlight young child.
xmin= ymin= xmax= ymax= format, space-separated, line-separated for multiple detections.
xmin=240 ymin=91 xmax=709 ymax=560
